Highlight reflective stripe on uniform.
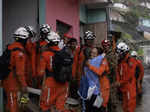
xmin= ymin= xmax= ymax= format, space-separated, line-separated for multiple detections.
xmin=127 ymin=91 xmax=130 ymax=100
xmin=47 ymin=88 xmax=50 ymax=103
xmin=10 ymin=92 xmax=13 ymax=105
xmin=50 ymin=56 xmax=52 ymax=69
xmin=65 ymin=87 xmax=68 ymax=98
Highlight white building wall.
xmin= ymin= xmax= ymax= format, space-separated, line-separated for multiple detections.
xmin=141 ymin=46 xmax=150 ymax=65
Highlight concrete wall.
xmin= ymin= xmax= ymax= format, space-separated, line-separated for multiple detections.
xmin=85 ymin=22 xmax=107 ymax=45
xmin=141 ymin=46 xmax=150 ymax=65
xmin=79 ymin=6 xmax=107 ymax=44
xmin=3 ymin=0 xmax=38 ymax=48
xmin=46 ymin=0 xmax=80 ymax=40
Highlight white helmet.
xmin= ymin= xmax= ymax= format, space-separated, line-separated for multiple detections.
xmin=40 ymin=24 xmax=51 ymax=35
xmin=116 ymin=42 xmax=130 ymax=54
xmin=131 ymin=51 xmax=137 ymax=57
xmin=84 ymin=30 xmax=96 ymax=40
xmin=24 ymin=26 xmax=36 ymax=37
xmin=46 ymin=31 xmax=60 ymax=43
xmin=13 ymin=27 xmax=30 ymax=39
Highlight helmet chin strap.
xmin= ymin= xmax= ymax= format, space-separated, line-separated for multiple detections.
xmin=119 ymin=52 xmax=128 ymax=60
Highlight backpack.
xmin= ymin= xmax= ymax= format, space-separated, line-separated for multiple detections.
xmin=135 ymin=64 xmax=140 ymax=80
xmin=0 ymin=46 xmax=24 ymax=80
xmin=52 ymin=47 xmax=73 ymax=83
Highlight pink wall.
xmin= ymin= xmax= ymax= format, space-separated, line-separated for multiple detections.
xmin=46 ymin=0 xmax=80 ymax=41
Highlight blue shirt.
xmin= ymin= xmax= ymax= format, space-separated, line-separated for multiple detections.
xmin=85 ymin=55 xmax=104 ymax=95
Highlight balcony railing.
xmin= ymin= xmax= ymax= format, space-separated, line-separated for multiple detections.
xmin=80 ymin=0 xmax=109 ymax=4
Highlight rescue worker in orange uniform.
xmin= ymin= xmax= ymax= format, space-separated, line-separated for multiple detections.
xmin=38 ymin=31 xmax=69 ymax=112
xmin=2 ymin=27 xmax=30 ymax=112
xmin=115 ymin=42 xmax=137 ymax=112
xmin=32 ymin=24 xmax=51 ymax=88
xmin=86 ymin=47 xmax=110 ymax=112
xmin=131 ymin=51 xmax=144 ymax=96
xmin=75 ymin=31 xmax=96 ymax=84
xmin=101 ymin=39 xmax=120 ymax=112
xmin=24 ymin=26 xmax=36 ymax=86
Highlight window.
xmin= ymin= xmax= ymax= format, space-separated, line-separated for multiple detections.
xmin=56 ymin=20 xmax=72 ymax=38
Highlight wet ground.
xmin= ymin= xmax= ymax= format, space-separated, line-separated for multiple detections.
xmin=136 ymin=67 xmax=150 ymax=112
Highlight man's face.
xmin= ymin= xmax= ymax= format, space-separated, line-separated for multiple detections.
xmin=91 ymin=48 xmax=98 ymax=59
xmin=70 ymin=41 xmax=77 ymax=50
xmin=103 ymin=45 xmax=110 ymax=52
xmin=63 ymin=37 xmax=69 ymax=44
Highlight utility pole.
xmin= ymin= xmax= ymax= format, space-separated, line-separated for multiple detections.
xmin=106 ymin=0 xmax=112 ymax=39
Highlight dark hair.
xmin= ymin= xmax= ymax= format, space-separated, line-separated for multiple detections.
xmin=15 ymin=37 xmax=28 ymax=46
xmin=67 ymin=38 xmax=77 ymax=44
xmin=95 ymin=47 xmax=103 ymax=55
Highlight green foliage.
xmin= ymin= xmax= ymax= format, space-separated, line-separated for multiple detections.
xmin=122 ymin=32 xmax=132 ymax=39
xmin=112 ymin=0 xmax=150 ymax=24
xmin=137 ymin=48 xmax=144 ymax=56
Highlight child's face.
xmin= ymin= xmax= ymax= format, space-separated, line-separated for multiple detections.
xmin=91 ymin=48 xmax=98 ymax=58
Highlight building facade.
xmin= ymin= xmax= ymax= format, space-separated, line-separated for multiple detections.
xmin=79 ymin=0 xmax=110 ymax=46
xmin=1 ymin=0 xmax=80 ymax=53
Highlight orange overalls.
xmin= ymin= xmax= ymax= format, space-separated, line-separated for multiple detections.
xmin=135 ymin=59 xmax=144 ymax=95
xmin=33 ymin=39 xmax=48 ymax=77
xmin=75 ymin=46 xmax=89 ymax=84
xmin=3 ymin=42 xmax=27 ymax=112
xmin=72 ymin=46 xmax=81 ymax=79
xmin=88 ymin=58 xmax=110 ymax=107
xmin=116 ymin=54 xmax=137 ymax=112
xmin=38 ymin=46 xmax=69 ymax=112
xmin=25 ymin=39 xmax=35 ymax=86
xmin=32 ymin=40 xmax=48 ymax=88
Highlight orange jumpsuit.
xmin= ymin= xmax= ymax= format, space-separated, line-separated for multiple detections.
xmin=135 ymin=59 xmax=144 ymax=94
xmin=3 ymin=42 xmax=27 ymax=112
xmin=25 ymin=39 xmax=35 ymax=86
xmin=32 ymin=39 xmax=48 ymax=78
xmin=72 ymin=46 xmax=81 ymax=79
xmin=32 ymin=40 xmax=48 ymax=88
xmin=75 ymin=46 xmax=89 ymax=83
xmin=88 ymin=58 xmax=110 ymax=107
xmin=116 ymin=54 xmax=137 ymax=112
xmin=38 ymin=46 xmax=69 ymax=112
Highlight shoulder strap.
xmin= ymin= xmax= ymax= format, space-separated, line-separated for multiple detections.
xmin=11 ymin=48 xmax=25 ymax=54
xmin=126 ymin=57 xmax=130 ymax=65
xmin=36 ymin=41 xmax=40 ymax=54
